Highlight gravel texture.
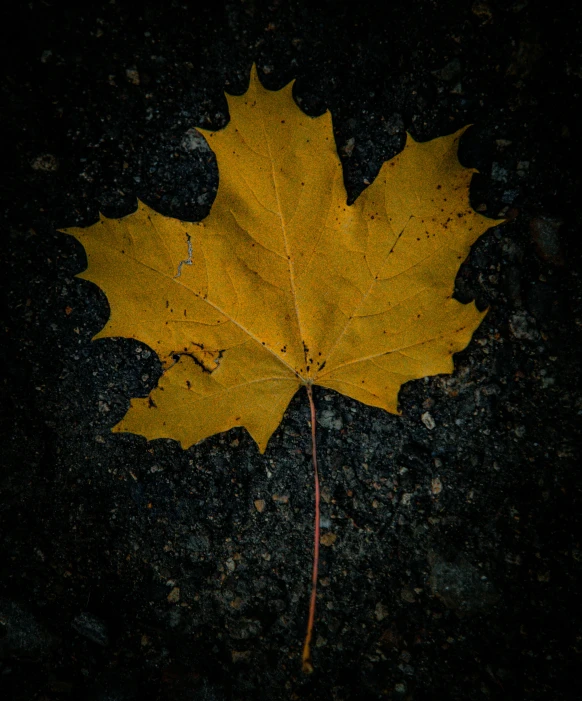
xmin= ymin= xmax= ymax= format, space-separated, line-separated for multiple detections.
xmin=1 ymin=1 xmax=581 ymax=699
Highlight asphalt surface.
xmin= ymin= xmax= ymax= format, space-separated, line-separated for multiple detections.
xmin=1 ymin=1 xmax=581 ymax=699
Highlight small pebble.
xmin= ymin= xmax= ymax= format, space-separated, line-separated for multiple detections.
xmin=167 ymin=587 xmax=180 ymax=603
xmin=375 ymin=602 xmax=389 ymax=621
xmin=125 ymin=68 xmax=140 ymax=85
xmin=421 ymin=412 xmax=436 ymax=430
xmin=318 ymin=409 xmax=343 ymax=431
xmin=320 ymin=532 xmax=337 ymax=547
xmin=271 ymin=494 xmax=289 ymax=504
xmin=232 ymin=650 xmax=252 ymax=663
xmin=31 ymin=154 xmax=59 ymax=171
xmin=254 ymin=499 xmax=265 ymax=513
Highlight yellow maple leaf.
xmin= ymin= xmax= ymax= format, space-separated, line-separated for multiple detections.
xmin=64 ymin=66 xmax=500 ymax=453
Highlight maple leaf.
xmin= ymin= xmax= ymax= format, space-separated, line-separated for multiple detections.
xmin=64 ymin=66 xmax=503 ymax=674
xmin=64 ymin=66 xmax=499 ymax=453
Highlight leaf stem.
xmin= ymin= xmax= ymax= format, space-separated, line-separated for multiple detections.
xmin=301 ymin=383 xmax=320 ymax=675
